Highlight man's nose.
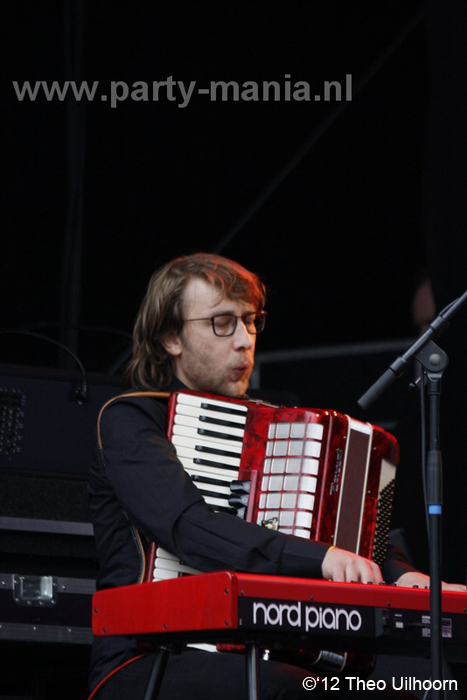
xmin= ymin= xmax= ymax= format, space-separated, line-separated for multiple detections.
xmin=232 ymin=319 xmax=254 ymax=349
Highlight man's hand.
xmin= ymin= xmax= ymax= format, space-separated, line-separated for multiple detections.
xmin=396 ymin=571 xmax=467 ymax=592
xmin=321 ymin=546 xmax=383 ymax=583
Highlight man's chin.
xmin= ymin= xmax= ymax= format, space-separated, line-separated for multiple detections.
xmin=222 ymin=380 xmax=249 ymax=399
xmin=194 ymin=375 xmax=250 ymax=399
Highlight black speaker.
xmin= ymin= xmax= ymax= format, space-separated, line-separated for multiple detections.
xmin=0 ymin=364 xmax=122 ymax=569
xmin=0 ymin=363 xmax=122 ymax=478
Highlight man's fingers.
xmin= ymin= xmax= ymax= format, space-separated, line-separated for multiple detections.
xmin=321 ymin=547 xmax=383 ymax=583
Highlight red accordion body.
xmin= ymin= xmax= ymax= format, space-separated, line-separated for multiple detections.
xmin=146 ymin=390 xmax=398 ymax=582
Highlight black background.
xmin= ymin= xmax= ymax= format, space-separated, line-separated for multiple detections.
xmin=4 ymin=1 xmax=432 ymax=365
xmin=3 ymin=0 xmax=467 ymax=580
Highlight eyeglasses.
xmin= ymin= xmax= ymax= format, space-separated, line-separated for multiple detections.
xmin=183 ymin=311 xmax=267 ymax=337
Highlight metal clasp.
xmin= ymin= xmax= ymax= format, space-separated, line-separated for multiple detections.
xmin=13 ymin=575 xmax=57 ymax=607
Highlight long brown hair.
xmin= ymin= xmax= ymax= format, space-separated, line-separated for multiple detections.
xmin=124 ymin=253 xmax=266 ymax=389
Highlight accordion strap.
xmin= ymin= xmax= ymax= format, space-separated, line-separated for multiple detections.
xmin=97 ymin=391 xmax=170 ymax=449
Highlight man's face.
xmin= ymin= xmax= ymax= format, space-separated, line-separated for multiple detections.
xmin=163 ymin=277 xmax=257 ymax=397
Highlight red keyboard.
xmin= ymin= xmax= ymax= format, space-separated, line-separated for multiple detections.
xmin=92 ymin=572 xmax=467 ymax=658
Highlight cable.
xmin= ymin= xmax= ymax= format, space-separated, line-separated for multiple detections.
xmin=0 ymin=329 xmax=88 ymax=402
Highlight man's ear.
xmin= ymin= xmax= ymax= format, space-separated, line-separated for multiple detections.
xmin=161 ymin=330 xmax=183 ymax=357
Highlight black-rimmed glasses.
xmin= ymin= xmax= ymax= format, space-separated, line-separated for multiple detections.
xmin=183 ymin=311 xmax=267 ymax=337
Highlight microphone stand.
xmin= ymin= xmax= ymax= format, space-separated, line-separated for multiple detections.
xmin=358 ymin=289 xmax=467 ymax=699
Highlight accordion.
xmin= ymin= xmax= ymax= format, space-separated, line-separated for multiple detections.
xmin=146 ymin=390 xmax=399 ymax=583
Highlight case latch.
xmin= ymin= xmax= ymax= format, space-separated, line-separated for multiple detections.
xmin=13 ymin=575 xmax=57 ymax=607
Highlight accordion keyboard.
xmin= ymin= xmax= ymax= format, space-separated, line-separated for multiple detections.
xmin=151 ymin=393 xmax=250 ymax=581
xmin=170 ymin=392 xmax=248 ymax=512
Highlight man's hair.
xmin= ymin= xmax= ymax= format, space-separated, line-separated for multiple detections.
xmin=124 ymin=252 xmax=266 ymax=389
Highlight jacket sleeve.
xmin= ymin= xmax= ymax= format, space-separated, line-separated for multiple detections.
xmin=99 ymin=396 xmax=330 ymax=579
xmin=382 ymin=543 xmax=418 ymax=584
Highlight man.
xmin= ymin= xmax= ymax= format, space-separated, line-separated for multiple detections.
xmin=88 ymin=253 xmax=462 ymax=700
